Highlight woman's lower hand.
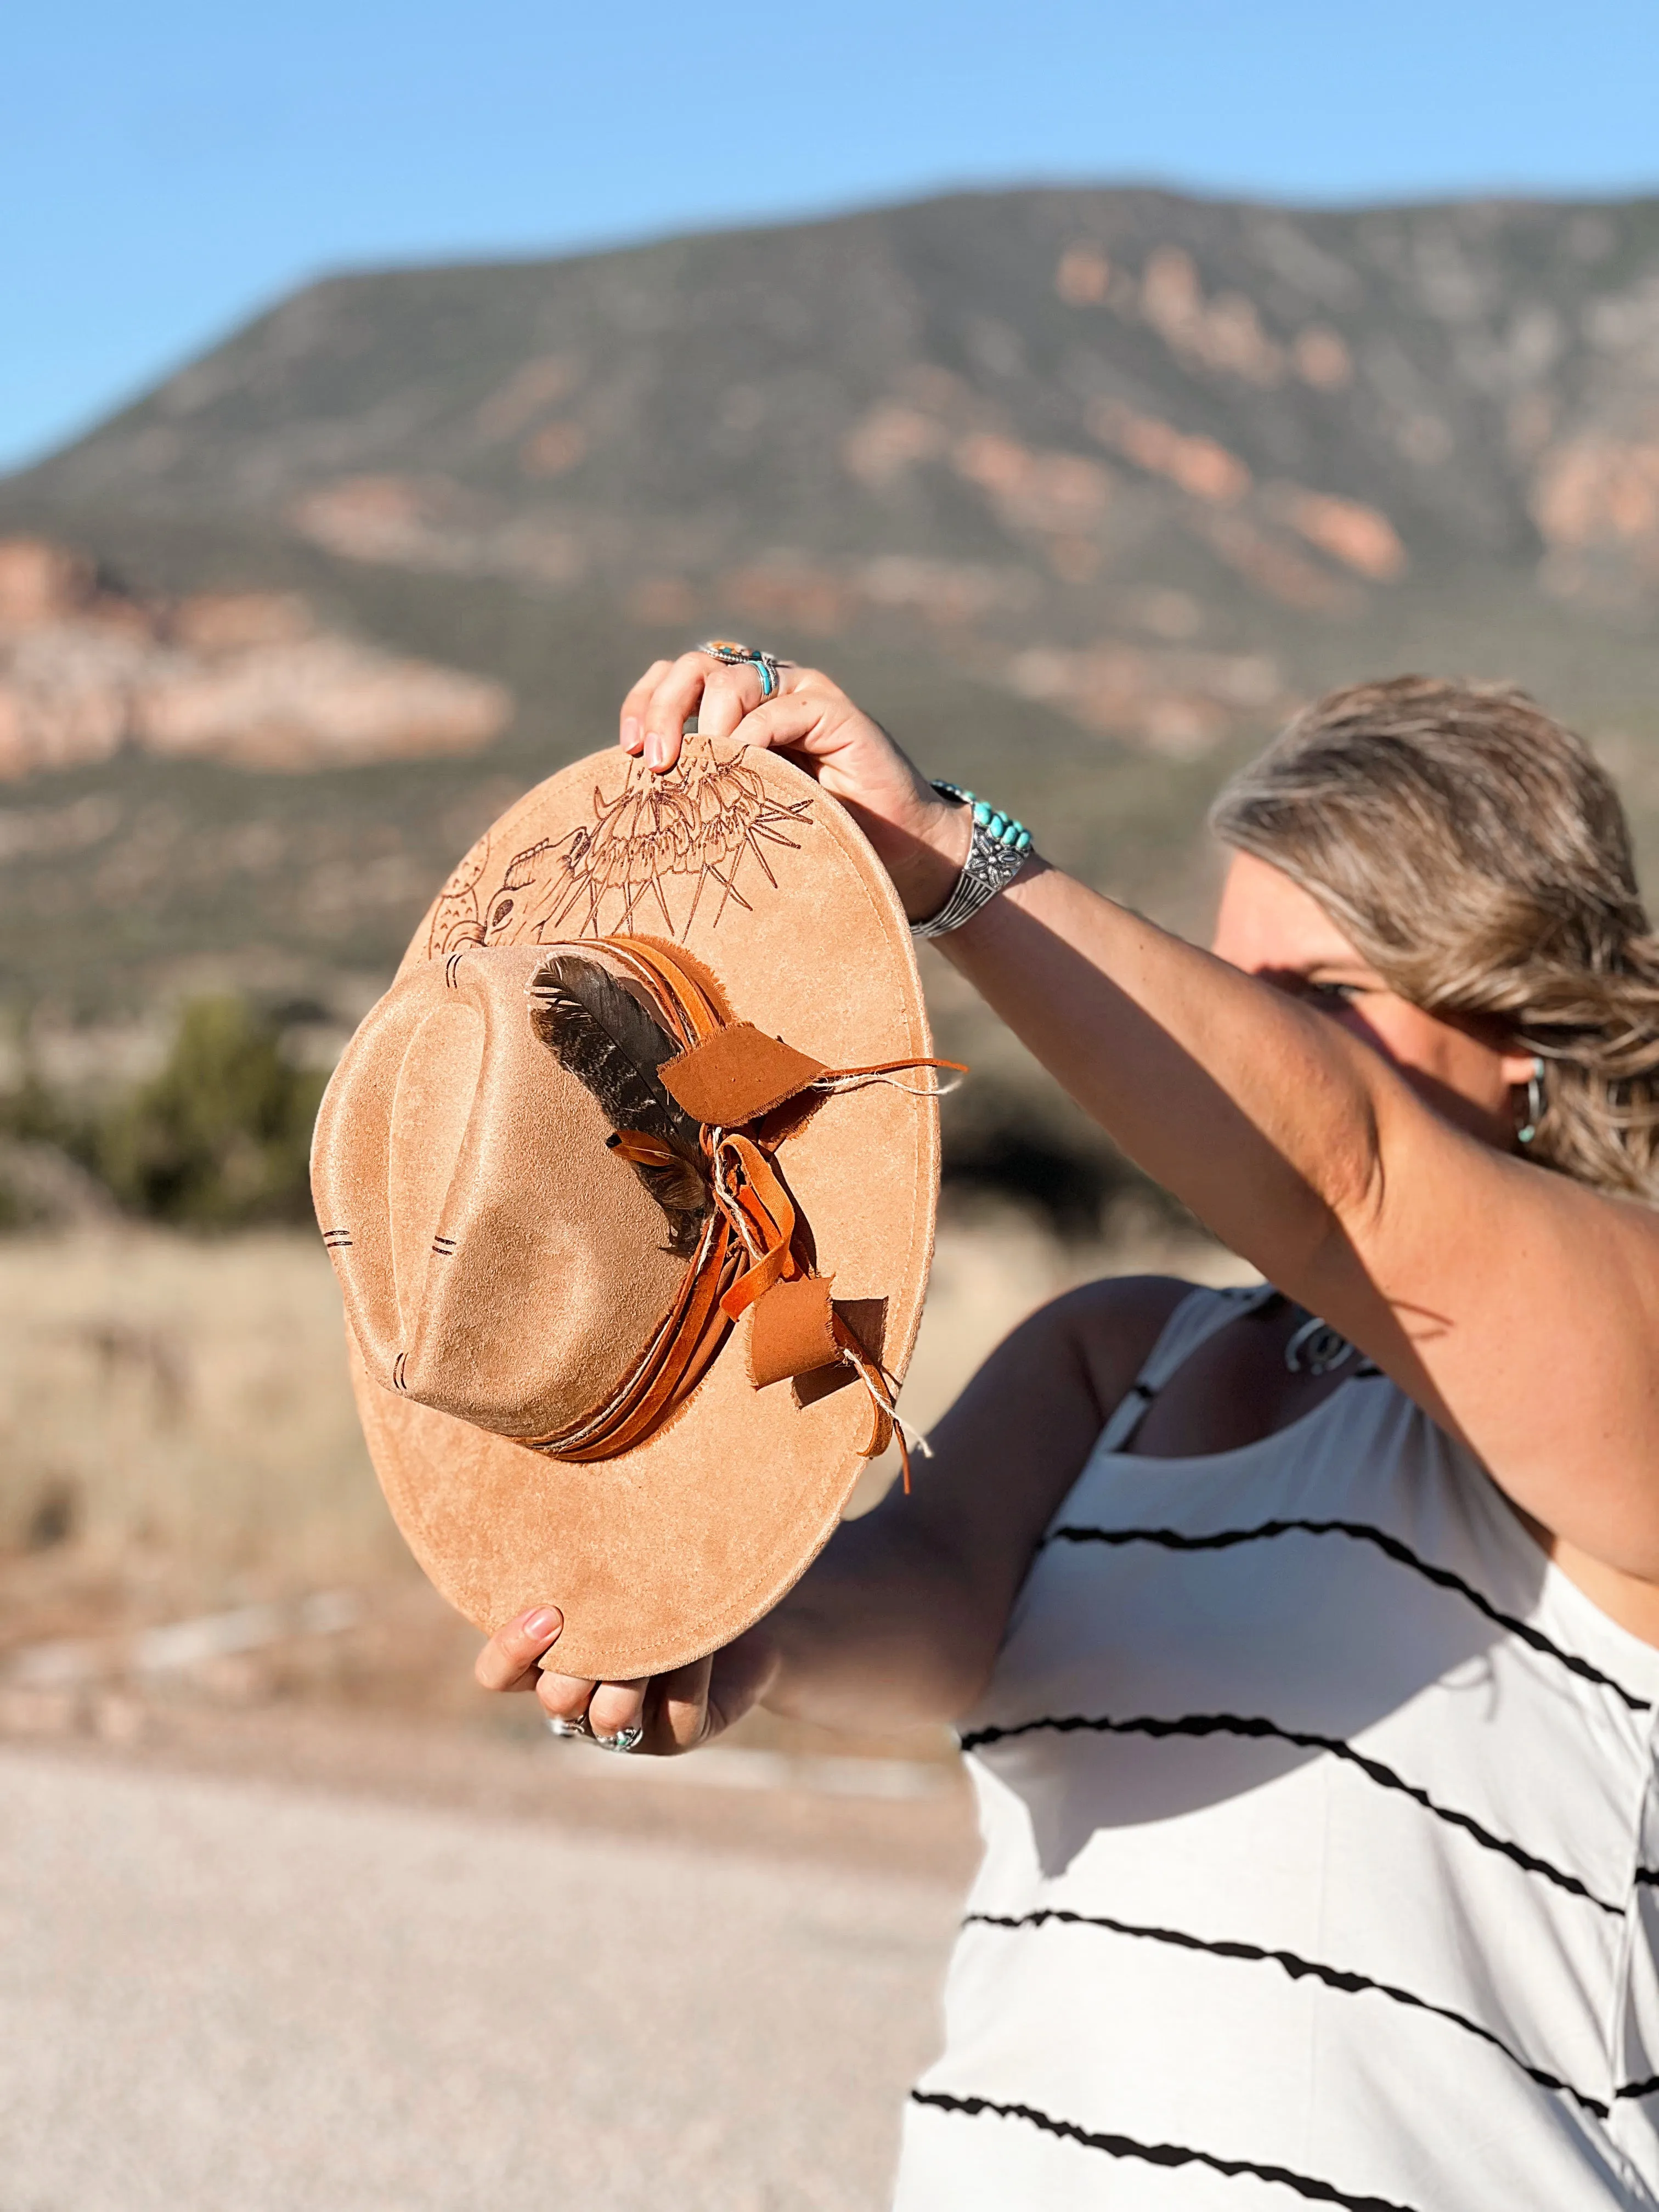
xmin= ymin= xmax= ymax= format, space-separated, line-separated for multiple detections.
xmin=618 ymin=652 xmax=970 ymax=923
xmin=474 ymin=1604 xmax=781 ymax=1755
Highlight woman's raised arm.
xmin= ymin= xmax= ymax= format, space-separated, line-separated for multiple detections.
xmin=629 ymin=654 xmax=1659 ymax=1591
xmin=948 ymin=866 xmax=1659 ymax=1578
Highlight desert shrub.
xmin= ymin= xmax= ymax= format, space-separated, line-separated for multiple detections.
xmin=97 ymin=996 xmax=325 ymax=1227
xmin=0 ymin=1065 xmax=83 ymax=1152
xmin=0 ymin=1067 xmax=99 ymax=1228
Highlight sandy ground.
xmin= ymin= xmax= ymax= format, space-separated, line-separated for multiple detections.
xmin=0 ymin=1731 xmax=973 ymax=2212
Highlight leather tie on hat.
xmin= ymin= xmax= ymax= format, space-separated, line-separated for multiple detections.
xmin=528 ymin=935 xmax=961 ymax=1488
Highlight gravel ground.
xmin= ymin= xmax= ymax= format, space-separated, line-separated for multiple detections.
xmin=0 ymin=1746 xmax=967 ymax=2212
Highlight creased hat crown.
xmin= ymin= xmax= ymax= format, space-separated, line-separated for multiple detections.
xmin=313 ymin=943 xmax=685 ymax=1439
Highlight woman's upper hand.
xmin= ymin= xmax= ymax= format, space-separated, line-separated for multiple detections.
xmin=619 ymin=652 xmax=971 ymax=922
xmin=473 ymin=1604 xmax=780 ymax=1756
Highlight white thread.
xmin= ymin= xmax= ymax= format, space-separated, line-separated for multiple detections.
xmin=837 ymin=1347 xmax=932 ymax=1466
xmin=858 ymin=1371 xmax=900 ymax=1457
xmin=808 ymin=1071 xmax=964 ymax=1099
xmin=893 ymin=1410 xmax=934 ymax=1459
xmin=709 ymin=1130 xmax=769 ymax=1266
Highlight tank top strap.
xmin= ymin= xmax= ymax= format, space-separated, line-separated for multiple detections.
xmin=1097 ymin=1280 xmax=1280 ymax=1453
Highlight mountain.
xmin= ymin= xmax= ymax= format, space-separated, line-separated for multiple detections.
xmin=4 ymin=184 xmax=1659 ymax=1193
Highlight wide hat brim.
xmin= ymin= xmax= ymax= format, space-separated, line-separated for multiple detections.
xmin=346 ymin=736 xmax=939 ymax=1681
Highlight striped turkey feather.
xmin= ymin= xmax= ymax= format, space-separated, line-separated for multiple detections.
xmin=528 ymin=954 xmax=709 ymax=1255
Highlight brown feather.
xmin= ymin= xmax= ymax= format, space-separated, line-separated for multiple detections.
xmin=528 ymin=955 xmax=709 ymax=1256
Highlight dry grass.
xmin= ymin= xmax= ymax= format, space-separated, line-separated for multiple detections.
xmin=0 ymin=1228 xmax=399 ymax=1598
xmin=0 ymin=1207 xmax=1252 ymax=1679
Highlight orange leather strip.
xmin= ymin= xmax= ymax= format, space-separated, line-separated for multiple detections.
xmin=748 ymin=1276 xmax=842 ymax=1390
xmin=715 ymin=1132 xmax=800 ymax=1320
xmin=832 ymin=1311 xmax=906 ymax=1491
xmin=610 ymin=939 xmax=725 ymax=1045
xmin=574 ymin=1239 xmax=737 ymax=1459
xmin=544 ymin=1215 xmax=738 ymax=1461
xmin=660 ymin=1024 xmax=830 ymax=1126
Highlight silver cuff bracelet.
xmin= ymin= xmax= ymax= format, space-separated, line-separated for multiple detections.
xmin=910 ymin=783 xmax=1032 ymax=941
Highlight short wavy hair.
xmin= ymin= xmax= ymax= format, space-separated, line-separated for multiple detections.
xmin=1210 ymin=675 xmax=1659 ymax=1199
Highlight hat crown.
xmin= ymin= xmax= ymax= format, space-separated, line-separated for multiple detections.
xmin=313 ymin=944 xmax=685 ymax=1440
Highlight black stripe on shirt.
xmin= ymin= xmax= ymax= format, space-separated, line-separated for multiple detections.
xmin=909 ymin=2090 xmax=1421 ymax=2211
xmin=956 ymin=1709 xmax=1624 ymax=1915
xmin=964 ymin=1908 xmax=1609 ymax=2118
xmin=1044 ymin=1517 xmax=1650 ymax=1714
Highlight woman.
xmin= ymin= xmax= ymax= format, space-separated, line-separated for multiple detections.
xmin=479 ymin=659 xmax=1659 ymax=2209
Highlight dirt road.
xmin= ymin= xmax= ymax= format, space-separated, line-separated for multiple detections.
xmin=0 ymin=1741 xmax=971 ymax=2212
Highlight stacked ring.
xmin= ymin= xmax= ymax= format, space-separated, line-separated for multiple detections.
xmin=697 ymin=639 xmax=784 ymax=701
xmin=545 ymin=1712 xmax=646 ymax=1753
xmin=596 ymin=1723 xmax=645 ymax=1754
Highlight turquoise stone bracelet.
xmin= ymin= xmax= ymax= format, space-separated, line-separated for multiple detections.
xmin=912 ymin=778 xmax=1037 ymax=939
xmin=932 ymin=780 xmax=1033 ymax=855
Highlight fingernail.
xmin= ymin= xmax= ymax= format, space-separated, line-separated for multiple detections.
xmin=620 ymin=716 xmax=640 ymax=752
xmin=645 ymin=731 xmax=668 ymax=770
xmin=521 ymin=1606 xmax=562 ymax=1640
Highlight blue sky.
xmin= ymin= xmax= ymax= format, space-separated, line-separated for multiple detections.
xmin=3 ymin=0 xmax=1656 ymax=471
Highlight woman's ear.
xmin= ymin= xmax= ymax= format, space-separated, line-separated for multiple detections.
xmin=1498 ymin=1044 xmax=1542 ymax=1090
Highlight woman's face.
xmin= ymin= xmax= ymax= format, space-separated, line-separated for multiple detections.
xmin=1211 ymin=850 xmax=1538 ymax=1150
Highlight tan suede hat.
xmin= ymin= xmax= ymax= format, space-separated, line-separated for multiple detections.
xmin=311 ymin=734 xmax=943 ymax=1680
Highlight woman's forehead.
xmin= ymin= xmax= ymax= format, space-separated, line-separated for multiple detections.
xmin=1211 ymin=850 xmax=1368 ymax=970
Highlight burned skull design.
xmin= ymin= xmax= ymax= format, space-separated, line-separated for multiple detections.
xmin=426 ymin=744 xmax=814 ymax=956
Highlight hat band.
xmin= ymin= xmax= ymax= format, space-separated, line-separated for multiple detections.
xmin=527 ymin=934 xmax=960 ymax=1487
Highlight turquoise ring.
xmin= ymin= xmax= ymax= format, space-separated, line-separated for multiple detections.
xmin=698 ymin=639 xmax=783 ymax=701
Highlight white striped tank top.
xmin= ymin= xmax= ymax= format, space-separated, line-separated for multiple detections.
xmin=895 ymin=1284 xmax=1659 ymax=2210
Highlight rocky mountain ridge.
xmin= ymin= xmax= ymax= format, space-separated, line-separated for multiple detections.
xmin=4 ymin=184 xmax=1659 ymax=1203
xmin=16 ymin=188 xmax=1659 ymax=627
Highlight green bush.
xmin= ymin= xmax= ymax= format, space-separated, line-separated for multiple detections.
xmin=97 ymin=996 xmax=325 ymax=1227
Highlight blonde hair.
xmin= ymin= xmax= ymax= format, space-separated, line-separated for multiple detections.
xmin=1210 ymin=675 xmax=1659 ymax=1199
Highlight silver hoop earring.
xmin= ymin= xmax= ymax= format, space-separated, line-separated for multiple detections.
xmin=1516 ymin=1056 xmax=1545 ymax=1147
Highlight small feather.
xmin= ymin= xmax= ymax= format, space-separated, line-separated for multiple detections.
xmin=529 ymin=954 xmax=709 ymax=1256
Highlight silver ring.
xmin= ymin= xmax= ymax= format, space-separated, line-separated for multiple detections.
xmin=592 ymin=1723 xmax=645 ymax=1754
xmin=696 ymin=639 xmax=782 ymax=701
xmin=545 ymin=1713 xmax=590 ymax=1739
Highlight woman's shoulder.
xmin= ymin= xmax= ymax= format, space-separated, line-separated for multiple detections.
xmin=1053 ymin=1274 xmax=1212 ymax=1336
xmin=1046 ymin=1271 xmax=1222 ymax=1324
xmin=1031 ymin=1272 xmax=1215 ymax=1426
